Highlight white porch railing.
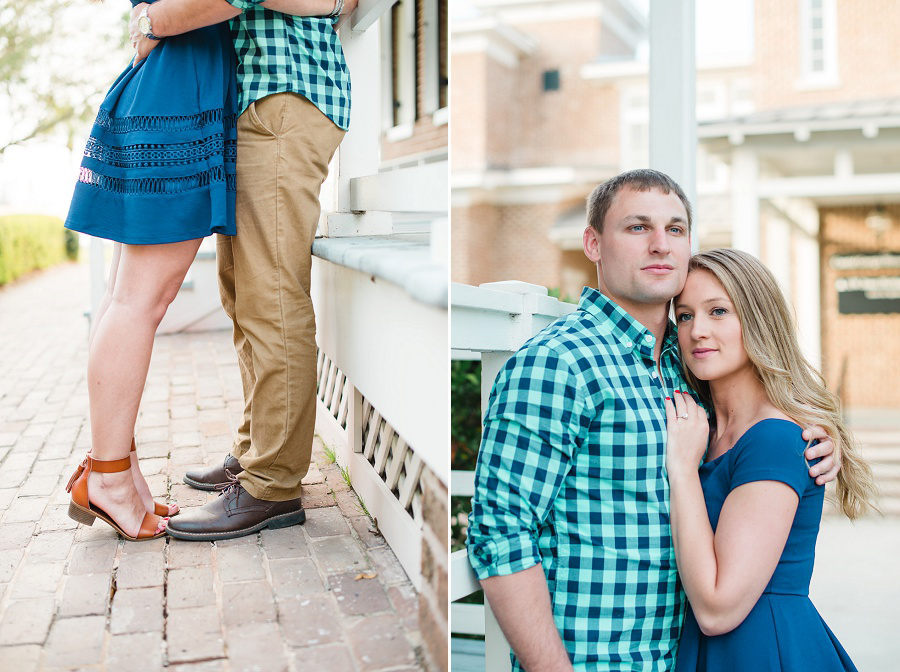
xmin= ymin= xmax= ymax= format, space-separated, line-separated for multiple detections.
xmin=310 ymin=1 xmax=449 ymax=591
xmin=450 ymin=281 xmax=576 ymax=671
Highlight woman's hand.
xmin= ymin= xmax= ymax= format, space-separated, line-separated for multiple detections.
xmin=665 ymin=391 xmax=709 ymax=478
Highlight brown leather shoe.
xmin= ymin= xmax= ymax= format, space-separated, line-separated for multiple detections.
xmin=182 ymin=454 xmax=244 ymax=491
xmin=165 ymin=478 xmax=304 ymax=541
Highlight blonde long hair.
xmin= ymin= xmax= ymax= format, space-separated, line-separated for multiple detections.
xmin=681 ymin=248 xmax=879 ymax=519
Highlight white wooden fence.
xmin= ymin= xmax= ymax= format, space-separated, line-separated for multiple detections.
xmin=450 ymin=281 xmax=576 ymax=671
xmin=309 ymin=0 xmax=449 ymax=590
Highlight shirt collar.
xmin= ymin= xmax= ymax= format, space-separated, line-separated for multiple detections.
xmin=577 ymin=287 xmax=678 ymax=360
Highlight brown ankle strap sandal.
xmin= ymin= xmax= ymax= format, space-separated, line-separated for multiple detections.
xmin=130 ymin=438 xmax=179 ymax=517
xmin=66 ymin=454 xmax=167 ymax=542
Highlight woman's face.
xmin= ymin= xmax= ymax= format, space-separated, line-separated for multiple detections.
xmin=674 ymin=269 xmax=752 ymax=382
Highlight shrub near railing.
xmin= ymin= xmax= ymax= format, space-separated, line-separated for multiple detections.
xmin=0 ymin=215 xmax=77 ymax=286
xmin=451 ymin=359 xmax=481 ymax=553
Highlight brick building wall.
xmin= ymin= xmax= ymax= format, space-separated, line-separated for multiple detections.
xmin=450 ymin=51 xmax=489 ymax=172
xmin=452 ymin=199 xmax=596 ymax=298
xmin=506 ymin=18 xmax=620 ymax=170
xmin=419 ymin=469 xmax=449 ymax=672
xmin=451 ymin=9 xmax=623 ymax=294
xmin=381 ymin=0 xmax=449 ymax=163
xmin=450 ymin=203 xmax=499 ymax=285
xmin=751 ymin=0 xmax=900 ymax=109
xmin=819 ymin=206 xmax=900 ymax=409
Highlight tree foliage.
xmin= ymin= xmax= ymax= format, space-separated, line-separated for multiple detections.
xmin=0 ymin=0 xmax=128 ymax=154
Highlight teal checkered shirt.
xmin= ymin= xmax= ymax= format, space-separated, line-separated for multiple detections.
xmin=468 ymin=287 xmax=690 ymax=670
xmin=225 ymin=1 xmax=351 ymax=130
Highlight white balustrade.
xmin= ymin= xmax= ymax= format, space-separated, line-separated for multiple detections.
xmin=310 ymin=0 xmax=449 ymax=594
xmin=450 ymin=281 xmax=576 ymax=671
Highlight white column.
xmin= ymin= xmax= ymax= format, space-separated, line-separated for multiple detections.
xmin=649 ymin=0 xmax=696 ymax=238
xmin=485 ymin=601 xmax=512 ymax=672
xmin=765 ymin=216 xmax=792 ymax=296
xmin=794 ymin=227 xmax=822 ymax=371
xmin=324 ymin=15 xmax=392 ymax=236
xmin=89 ymin=237 xmax=106 ymax=324
xmin=730 ymin=148 xmax=761 ymax=257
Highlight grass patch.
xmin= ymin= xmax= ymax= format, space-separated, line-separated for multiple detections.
xmin=0 ymin=214 xmax=76 ymax=286
xmin=339 ymin=463 xmax=352 ymax=489
xmin=356 ymin=494 xmax=371 ymax=518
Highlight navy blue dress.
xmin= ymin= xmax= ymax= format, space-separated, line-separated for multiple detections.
xmin=65 ymin=0 xmax=237 ymax=244
xmin=675 ymin=419 xmax=857 ymax=671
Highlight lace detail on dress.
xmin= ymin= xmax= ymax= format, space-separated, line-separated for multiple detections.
xmin=83 ymin=134 xmax=237 ymax=168
xmin=78 ymin=165 xmax=236 ymax=194
xmin=93 ymin=108 xmax=238 ymax=134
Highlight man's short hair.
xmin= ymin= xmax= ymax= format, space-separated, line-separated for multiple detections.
xmin=586 ymin=169 xmax=693 ymax=233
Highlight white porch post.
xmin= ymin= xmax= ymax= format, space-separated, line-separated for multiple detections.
xmin=648 ymin=0 xmax=696 ymax=241
xmin=731 ymin=148 xmax=761 ymax=256
xmin=765 ymin=216 xmax=792 ymax=295
xmin=89 ymin=238 xmax=106 ymax=322
xmin=325 ymin=4 xmax=395 ymax=237
xmin=794 ymin=224 xmax=822 ymax=369
xmin=485 ymin=602 xmax=512 ymax=672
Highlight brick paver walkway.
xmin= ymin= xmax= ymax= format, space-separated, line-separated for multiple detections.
xmin=0 ymin=261 xmax=423 ymax=671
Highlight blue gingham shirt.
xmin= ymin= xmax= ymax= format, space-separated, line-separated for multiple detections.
xmin=225 ymin=1 xmax=351 ymax=130
xmin=468 ymin=287 xmax=689 ymax=670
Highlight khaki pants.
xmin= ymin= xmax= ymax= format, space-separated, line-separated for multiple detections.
xmin=217 ymin=93 xmax=345 ymax=501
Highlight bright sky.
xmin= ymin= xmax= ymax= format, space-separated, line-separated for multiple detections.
xmin=0 ymin=4 xmax=135 ymax=219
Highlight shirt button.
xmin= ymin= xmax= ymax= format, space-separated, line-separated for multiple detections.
xmin=651 ymin=370 xmax=658 ymax=378
xmin=623 ymin=341 xmax=632 ymax=348
xmin=644 ymin=334 xmax=653 ymax=343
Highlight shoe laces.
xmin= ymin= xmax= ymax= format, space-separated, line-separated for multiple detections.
xmin=216 ymin=469 xmax=241 ymax=498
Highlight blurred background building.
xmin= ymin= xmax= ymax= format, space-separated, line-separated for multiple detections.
xmin=451 ymin=0 xmax=900 ymax=417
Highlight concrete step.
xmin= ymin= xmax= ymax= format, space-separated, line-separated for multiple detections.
xmin=823 ymin=499 xmax=900 ymax=517
xmin=854 ymin=431 xmax=900 ymax=446
xmin=876 ymin=479 xmax=900 ymax=500
xmin=861 ymin=444 xmax=900 ymax=460
xmin=869 ymin=462 xmax=900 ymax=479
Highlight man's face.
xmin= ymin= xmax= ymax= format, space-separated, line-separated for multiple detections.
xmin=583 ymin=187 xmax=691 ymax=314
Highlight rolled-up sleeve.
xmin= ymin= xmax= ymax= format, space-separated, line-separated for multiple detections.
xmin=466 ymin=343 xmax=586 ymax=580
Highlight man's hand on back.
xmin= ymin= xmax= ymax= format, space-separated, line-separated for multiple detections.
xmin=803 ymin=425 xmax=841 ymax=486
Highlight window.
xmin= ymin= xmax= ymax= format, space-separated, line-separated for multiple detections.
xmin=799 ymin=0 xmax=838 ymax=86
xmin=730 ymin=79 xmax=754 ymax=117
xmin=438 ymin=0 xmax=447 ymax=110
xmin=696 ymin=82 xmax=727 ymax=122
xmin=382 ymin=0 xmax=417 ymax=132
xmin=386 ymin=0 xmax=447 ymax=131
xmin=423 ymin=0 xmax=448 ymax=119
xmin=543 ymin=69 xmax=560 ymax=92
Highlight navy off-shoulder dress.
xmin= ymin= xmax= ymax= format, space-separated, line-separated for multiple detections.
xmin=65 ymin=0 xmax=237 ymax=244
xmin=675 ymin=419 xmax=857 ymax=672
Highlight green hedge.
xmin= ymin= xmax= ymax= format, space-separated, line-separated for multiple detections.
xmin=451 ymin=360 xmax=482 ymax=552
xmin=0 ymin=215 xmax=77 ymax=286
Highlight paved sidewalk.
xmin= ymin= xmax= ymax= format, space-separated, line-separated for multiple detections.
xmin=0 ymin=262 xmax=423 ymax=671
xmin=811 ymin=515 xmax=900 ymax=672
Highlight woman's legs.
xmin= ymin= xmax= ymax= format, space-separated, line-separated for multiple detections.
xmin=87 ymin=243 xmax=177 ymax=517
xmin=85 ymin=238 xmax=202 ymax=537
